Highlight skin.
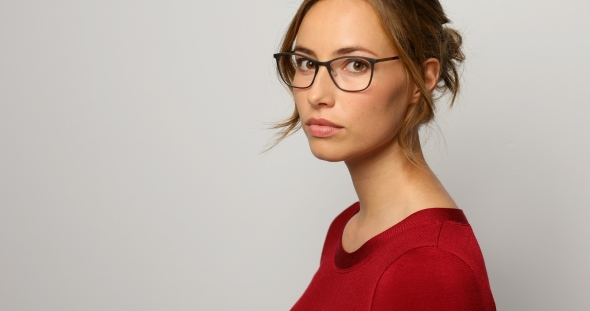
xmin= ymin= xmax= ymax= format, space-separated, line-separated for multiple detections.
xmin=294 ymin=0 xmax=458 ymax=252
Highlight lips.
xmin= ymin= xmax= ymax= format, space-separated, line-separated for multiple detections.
xmin=307 ymin=118 xmax=343 ymax=128
xmin=306 ymin=118 xmax=343 ymax=138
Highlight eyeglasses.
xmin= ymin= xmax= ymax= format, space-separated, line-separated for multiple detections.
xmin=273 ymin=52 xmax=399 ymax=92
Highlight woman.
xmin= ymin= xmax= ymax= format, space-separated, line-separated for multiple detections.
xmin=271 ymin=0 xmax=496 ymax=310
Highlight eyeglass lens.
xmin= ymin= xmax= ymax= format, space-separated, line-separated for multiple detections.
xmin=278 ymin=54 xmax=373 ymax=91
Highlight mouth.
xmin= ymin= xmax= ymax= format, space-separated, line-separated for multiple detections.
xmin=306 ymin=118 xmax=343 ymax=138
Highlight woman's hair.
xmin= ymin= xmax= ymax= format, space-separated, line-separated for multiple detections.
xmin=270 ymin=0 xmax=465 ymax=162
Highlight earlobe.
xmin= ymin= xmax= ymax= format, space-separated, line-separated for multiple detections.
xmin=410 ymin=82 xmax=421 ymax=105
xmin=408 ymin=70 xmax=421 ymax=105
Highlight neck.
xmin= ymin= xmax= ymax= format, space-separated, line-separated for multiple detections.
xmin=344 ymin=137 xmax=456 ymax=227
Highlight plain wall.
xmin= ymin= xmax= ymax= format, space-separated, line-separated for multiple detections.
xmin=1 ymin=0 xmax=589 ymax=310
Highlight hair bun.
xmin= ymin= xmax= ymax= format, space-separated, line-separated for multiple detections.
xmin=438 ymin=27 xmax=465 ymax=104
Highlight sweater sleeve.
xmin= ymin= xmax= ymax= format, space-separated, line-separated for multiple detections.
xmin=372 ymin=247 xmax=487 ymax=311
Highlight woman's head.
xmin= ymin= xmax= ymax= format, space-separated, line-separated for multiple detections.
xmin=271 ymin=0 xmax=464 ymax=163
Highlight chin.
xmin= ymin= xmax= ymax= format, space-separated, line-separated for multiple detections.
xmin=311 ymin=151 xmax=345 ymax=162
xmin=308 ymin=140 xmax=352 ymax=162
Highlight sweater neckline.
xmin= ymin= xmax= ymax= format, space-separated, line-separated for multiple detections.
xmin=334 ymin=203 xmax=469 ymax=270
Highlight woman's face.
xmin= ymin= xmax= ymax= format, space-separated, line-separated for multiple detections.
xmin=294 ymin=0 xmax=416 ymax=163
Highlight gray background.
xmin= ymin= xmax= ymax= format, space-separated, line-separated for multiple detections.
xmin=1 ymin=0 xmax=589 ymax=310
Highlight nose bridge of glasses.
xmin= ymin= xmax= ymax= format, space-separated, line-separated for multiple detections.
xmin=313 ymin=60 xmax=337 ymax=83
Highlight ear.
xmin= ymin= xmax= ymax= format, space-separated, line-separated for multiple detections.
xmin=423 ymin=58 xmax=441 ymax=92
xmin=410 ymin=58 xmax=441 ymax=104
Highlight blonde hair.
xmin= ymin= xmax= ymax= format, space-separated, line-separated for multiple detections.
xmin=269 ymin=0 xmax=465 ymax=162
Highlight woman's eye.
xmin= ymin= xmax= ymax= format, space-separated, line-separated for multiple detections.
xmin=297 ymin=59 xmax=316 ymax=71
xmin=345 ymin=60 xmax=369 ymax=73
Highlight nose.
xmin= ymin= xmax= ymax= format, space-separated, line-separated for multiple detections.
xmin=306 ymin=65 xmax=336 ymax=108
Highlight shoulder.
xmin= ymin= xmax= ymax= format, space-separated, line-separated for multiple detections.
xmin=370 ymin=215 xmax=497 ymax=311
xmin=317 ymin=202 xmax=360 ymax=261
xmin=333 ymin=202 xmax=360 ymax=226
xmin=372 ymin=247 xmax=488 ymax=311
xmin=324 ymin=202 xmax=360 ymax=242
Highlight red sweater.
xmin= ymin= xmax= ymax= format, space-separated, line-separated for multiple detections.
xmin=291 ymin=203 xmax=496 ymax=311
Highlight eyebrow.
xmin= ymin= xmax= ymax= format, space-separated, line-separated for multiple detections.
xmin=292 ymin=46 xmax=316 ymax=57
xmin=292 ymin=45 xmax=379 ymax=58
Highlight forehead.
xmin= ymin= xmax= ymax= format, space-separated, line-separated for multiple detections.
xmin=296 ymin=0 xmax=394 ymax=58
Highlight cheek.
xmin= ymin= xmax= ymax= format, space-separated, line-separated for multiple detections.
xmin=293 ymin=92 xmax=308 ymax=137
xmin=293 ymin=91 xmax=304 ymax=110
xmin=293 ymin=90 xmax=308 ymax=118
xmin=351 ymin=83 xmax=409 ymax=140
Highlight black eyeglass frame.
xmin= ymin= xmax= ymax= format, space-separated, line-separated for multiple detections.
xmin=273 ymin=52 xmax=400 ymax=92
